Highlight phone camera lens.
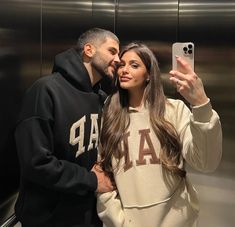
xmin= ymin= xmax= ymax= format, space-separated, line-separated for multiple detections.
xmin=188 ymin=44 xmax=193 ymax=49
xmin=183 ymin=46 xmax=188 ymax=53
xmin=188 ymin=49 xmax=193 ymax=54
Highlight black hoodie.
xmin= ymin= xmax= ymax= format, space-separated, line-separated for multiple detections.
xmin=14 ymin=48 xmax=105 ymax=227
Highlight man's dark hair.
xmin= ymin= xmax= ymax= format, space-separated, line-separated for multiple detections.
xmin=76 ymin=27 xmax=119 ymax=56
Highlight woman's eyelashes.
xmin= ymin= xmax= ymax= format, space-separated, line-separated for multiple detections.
xmin=117 ymin=60 xmax=140 ymax=69
xmin=117 ymin=61 xmax=125 ymax=68
xmin=130 ymin=63 xmax=139 ymax=69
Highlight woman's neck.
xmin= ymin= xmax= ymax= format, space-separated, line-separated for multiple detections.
xmin=128 ymin=88 xmax=145 ymax=110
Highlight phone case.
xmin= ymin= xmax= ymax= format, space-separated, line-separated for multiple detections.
xmin=172 ymin=42 xmax=194 ymax=72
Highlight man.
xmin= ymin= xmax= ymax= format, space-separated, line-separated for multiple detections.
xmin=14 ymin=28 xmax=120 ymax=227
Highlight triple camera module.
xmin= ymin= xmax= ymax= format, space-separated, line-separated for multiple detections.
xmin=183 ymin=44 xmax=193 ymax=55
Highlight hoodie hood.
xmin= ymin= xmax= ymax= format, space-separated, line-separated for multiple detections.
xmin=52 ymin=48 xmax=93 ymax=92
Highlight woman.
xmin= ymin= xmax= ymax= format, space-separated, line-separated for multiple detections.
xmin=97 ymin=42 xmax=222 ymax=227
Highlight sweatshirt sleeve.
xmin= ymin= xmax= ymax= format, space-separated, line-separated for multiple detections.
xmin=97 ymin=191 xmax=126 ymax=227
xmin=176 ymin=99 xmax=222 ymax=173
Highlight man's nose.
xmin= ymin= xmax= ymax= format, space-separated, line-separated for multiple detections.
xmin=114 ymin=54 xmax=121 ymax=64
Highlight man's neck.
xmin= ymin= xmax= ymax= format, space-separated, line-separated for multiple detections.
xmin=83 ymin=62 xmax=102 ymax=87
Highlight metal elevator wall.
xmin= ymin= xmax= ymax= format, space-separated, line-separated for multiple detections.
xmin=0 ymin=0 xmax=235 ymax=226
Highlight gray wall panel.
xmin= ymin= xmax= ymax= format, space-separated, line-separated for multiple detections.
xmin=116 ymin=0 xmax=178 ymax=41
xmin=0 ymin=0 xmax=41 ymax=222
xmin=41 ymin=0 xmax=93 ymax=75
xmin=178 ymin=1 xmax=235 ymax=226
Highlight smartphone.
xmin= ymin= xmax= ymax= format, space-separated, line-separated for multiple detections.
xmin=172 ymin=42 xmax=194 ymax=72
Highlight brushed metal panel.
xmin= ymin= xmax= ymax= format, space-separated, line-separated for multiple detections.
xmin=178 ymin=0 xmax=235 ymax=43
xmin=0 ymin=0 xmax=41 ymax=30
xmin=42 ymin=0 xmax=92 ymax=31
xmin=177 ymin=1 xmax=235 ymax=226
xmin=92 ymin=0 xmax=116 ymax=31
xmin=41 ymin=0 xmax=93 ymax=75
xmin=116 ymin=0 xmax=178 ymax=40
xmin=0 ymin=0 xmax=41 ymax=222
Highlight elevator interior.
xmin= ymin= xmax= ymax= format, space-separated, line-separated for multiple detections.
xmin=0 ymin=1 xmax=235 ymax=226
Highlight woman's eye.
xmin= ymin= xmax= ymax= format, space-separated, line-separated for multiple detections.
xmin=118 ymin=62 xmax=125 ymax=68
xmin=131 ymin=64 xmax=139 ymax=68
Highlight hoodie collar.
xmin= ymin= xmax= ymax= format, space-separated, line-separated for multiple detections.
xmin=52 ymin=48 xmax=94 ymax=92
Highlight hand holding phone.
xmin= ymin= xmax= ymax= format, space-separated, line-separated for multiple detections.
xmin=172 ymin=42 xmax=194 ymax=73
xmin=170 ymin=42 xmax=208 ymax=106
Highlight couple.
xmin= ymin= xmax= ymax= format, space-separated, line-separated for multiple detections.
xmin=14 ymin=28 xmax=222 ymax=227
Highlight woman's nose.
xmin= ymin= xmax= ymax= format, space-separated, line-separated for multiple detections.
xmin=121 ymin=65 xmax=129 ymax=74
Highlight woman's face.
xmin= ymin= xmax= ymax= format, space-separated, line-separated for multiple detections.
xmin=117 ymin=50 xmax=149 ymax=92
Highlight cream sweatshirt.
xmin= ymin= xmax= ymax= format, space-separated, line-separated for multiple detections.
xmin=97 ymin=99 xmax=222 ymax=227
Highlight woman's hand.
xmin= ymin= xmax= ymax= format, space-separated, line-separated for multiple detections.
xmin=169 ymin=56 xmax=209 ymax=106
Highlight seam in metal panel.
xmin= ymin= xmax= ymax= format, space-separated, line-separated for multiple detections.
xmin=40 ymin=0 xmax=43 ymax=77
xmin=114 ymin=0 xmax=118 ymax=33
xmin=177 ymin=0 xmax=180 ymax=41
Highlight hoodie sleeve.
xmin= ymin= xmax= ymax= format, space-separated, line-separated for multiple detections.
xmin=15 ymin=117 xmax=97 ymax=194
xmin=176 ymin=99 xmax=222 ymax=173
xmin=97 ymin=191 xmax=126 ymax=227
xmin=15 ymin=78 xmax=97 ymax=194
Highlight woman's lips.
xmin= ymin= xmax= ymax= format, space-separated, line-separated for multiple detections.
xmin=119 ymin=76 xmax=131 ymax=82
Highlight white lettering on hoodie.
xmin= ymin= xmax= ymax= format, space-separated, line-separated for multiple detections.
xmin=70 ymin=114 xmax=99 ymax=157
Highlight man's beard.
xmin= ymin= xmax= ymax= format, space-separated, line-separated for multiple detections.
xmin=91 ymin=54 xmax=115 ymax=93
xmin=91 ymin=54 xmax=113 ymax=80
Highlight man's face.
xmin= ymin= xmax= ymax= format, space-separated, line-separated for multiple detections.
xmin=91 ymin=38 xmax=120 ymax=79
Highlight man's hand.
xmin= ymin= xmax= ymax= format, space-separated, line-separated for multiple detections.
xmin=91 ymin=164 xmax=115 ymax=193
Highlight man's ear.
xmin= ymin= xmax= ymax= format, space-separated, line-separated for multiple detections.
xmin=84 ymin=43 xmax=96 ymax=58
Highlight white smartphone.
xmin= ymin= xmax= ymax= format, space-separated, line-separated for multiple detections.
xmin=172 ymin=42 xmax=194 ymax=72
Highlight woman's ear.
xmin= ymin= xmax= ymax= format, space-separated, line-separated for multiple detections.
xmin=146 ymin=74 xmax=150 ymax=83
xmin=84 ymin=43 xmax=96 ymax=58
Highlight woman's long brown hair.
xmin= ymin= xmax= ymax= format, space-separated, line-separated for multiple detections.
xmin=100 ymin=42 xmax=186 ymax=178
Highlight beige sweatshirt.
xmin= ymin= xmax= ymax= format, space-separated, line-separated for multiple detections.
xmin=97 ymin=99 xmax=222 ymax=227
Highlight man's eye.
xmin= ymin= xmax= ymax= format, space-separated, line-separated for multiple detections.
xmin=109 ymin=50 xmax=116 ymax=55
